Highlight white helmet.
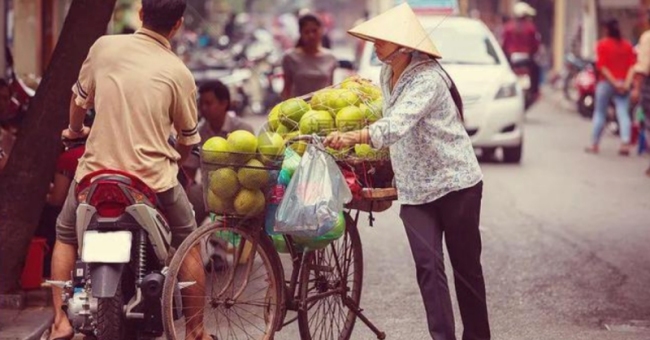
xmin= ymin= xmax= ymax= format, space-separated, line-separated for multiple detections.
xmin=513 ymin=2 xmax=536 ymax=18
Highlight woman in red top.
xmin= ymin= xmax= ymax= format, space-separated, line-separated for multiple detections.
xmin=587 ymin=19 xmax=636 ymax=155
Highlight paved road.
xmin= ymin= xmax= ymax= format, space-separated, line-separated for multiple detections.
xmin=253 ymin=92 xmax=650 ymax=339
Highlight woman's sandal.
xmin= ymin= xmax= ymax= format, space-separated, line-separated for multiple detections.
xmin=584 ymin=146 xmax=599 ymax=154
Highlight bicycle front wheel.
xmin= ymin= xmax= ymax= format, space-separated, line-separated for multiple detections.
xmin=162 ymin=222 xmax=285 ymax=340
xmin=297 ymin=213 xmax=363 ymax=340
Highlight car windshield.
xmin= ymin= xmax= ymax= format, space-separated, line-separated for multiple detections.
xmin=370 ymin=24 xmax=501 ymax=66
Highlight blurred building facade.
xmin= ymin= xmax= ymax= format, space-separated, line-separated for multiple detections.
xmin=2 ymin=0 xmax=650 ymax=85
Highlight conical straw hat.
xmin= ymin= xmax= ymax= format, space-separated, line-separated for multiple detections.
xmin=348 ymin=3 xmax=442 ymax=59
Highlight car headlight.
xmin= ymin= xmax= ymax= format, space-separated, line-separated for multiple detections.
xmin=495 ymin=83 xmax=517 ymax=99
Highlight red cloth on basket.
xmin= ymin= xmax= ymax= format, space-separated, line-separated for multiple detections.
xmin=341 ymin=168 xmax=363 ymax=201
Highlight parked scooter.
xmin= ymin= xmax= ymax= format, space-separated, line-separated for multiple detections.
xmin=575 ymin=61 xmax=597 ymax=118
xmin=563 ymin=52 xmax=590 ymax=102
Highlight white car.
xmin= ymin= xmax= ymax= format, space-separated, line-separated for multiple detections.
xmin=356 ymin=16 xmax=525 ymax=163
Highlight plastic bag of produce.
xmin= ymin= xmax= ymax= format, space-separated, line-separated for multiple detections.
xmin=274 ymin=143 xmax=352 ymax=237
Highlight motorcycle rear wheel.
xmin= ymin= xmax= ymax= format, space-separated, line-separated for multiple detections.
xmin=96 ymin=284 xmax=135 ymax=340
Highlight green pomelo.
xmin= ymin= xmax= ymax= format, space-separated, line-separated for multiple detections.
xmin=290 ymin=141 xmax=308 ymax=156
xmin=360 ymin=101 xmax=382 ymax=123
xmin=354 ymin=144 xmax=377 ymax=159
xmin=279 ymin=98 xmax=310 ymax=128
xmin=209 ymin=168 xmax=240 ymax=199
xmin=276 ymin=124 xmax=293 ymax=137
xmin=299 ymin=110 xmax=335 ymax=135
xmin=207 ymin=191 xmax=233 ymax=214
xmin=227 ymin=130 xmax=258 ymax=153
xmin=309 ymin=91 xmax=329 ymax=111
xmin=360 ymin=85 xmax=382 ymax=101
xmin=233 ymin=189 xmax=266 ymax=217
xmin=336 ymin=106 xmax=365 ymax=132
xmin=268 ymin=104 xmax=281 ymax=131
xmin=202 ymin=137 xmax=230 ymax=164
xmin=238 ymin=159 xmax=269 ymax=190
xmin=326 ymin=89 xmax=361 ymax=115
xmin=257 ymin=132 xmax=286 ymax=157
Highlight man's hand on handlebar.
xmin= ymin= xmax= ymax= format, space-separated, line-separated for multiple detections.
xmin=61 ymin=126 xmax=90 ymax=141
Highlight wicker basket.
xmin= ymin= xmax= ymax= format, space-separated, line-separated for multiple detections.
xmin=200 ymin=149 xmax=283 ymax=219
xmin=336 ymin=157 xmax=397 ymax=212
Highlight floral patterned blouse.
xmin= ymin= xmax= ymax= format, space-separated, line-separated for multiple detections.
xmin=368 ymin=52 xmax=483 ymax=205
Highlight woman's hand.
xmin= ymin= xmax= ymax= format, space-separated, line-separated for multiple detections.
xmin=324 ymin=129 xmax=370 ymax=149
xmin=324 ymin=131 xmax=358 ymax=149
xmin=613 ymin=80 xmax=628 ymax=95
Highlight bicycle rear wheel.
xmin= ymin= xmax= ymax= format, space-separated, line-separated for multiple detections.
xmin=297 ymin=213 xmax=363 ymax=340
xmin=162 ymin=222 xmax=285 ymax=340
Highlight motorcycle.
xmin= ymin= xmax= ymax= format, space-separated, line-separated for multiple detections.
xmin=510 ymin=52 xmax=537 ymax=110
xmin=575 ymin=61 xmax=597 ymax=118
xmin=572 ymin=65 xmax=626 ymax=136
xmin=563 ymin=52 xmax=590 ymax=102
xmin=46 ymin=137 xmax=191 ymax=339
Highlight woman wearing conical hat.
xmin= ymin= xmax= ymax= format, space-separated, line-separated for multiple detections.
xmin=325 ymin=4 xmax=490 ymax=339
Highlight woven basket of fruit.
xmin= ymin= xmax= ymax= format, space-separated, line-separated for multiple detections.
xmin=261 ymin=76 xmax=397 ymax=212
xmin=200 ymin=130 xmax=285 ymax=220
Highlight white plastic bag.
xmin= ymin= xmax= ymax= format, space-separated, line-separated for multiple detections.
xmin=274 ymin=143 xmax=352 ymax=237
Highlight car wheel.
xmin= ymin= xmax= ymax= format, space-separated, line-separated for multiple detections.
xmin=503 ymin=144 xmax=522 ymax=164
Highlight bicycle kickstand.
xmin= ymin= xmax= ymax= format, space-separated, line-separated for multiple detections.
xmin=343 ymin=296 xmax=386 ymax=339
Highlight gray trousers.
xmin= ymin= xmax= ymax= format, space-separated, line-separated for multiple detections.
xmin=400 ymin=182 xmax=490 ymax=340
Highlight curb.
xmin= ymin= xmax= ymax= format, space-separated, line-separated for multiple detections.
xmin=24 ymin=313 xmax=52 ymax=340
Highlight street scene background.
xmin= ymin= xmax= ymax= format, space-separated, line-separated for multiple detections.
xmin=0 ymin=0 xmax=650 ymax=339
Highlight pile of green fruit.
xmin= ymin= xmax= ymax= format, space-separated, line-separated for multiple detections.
xmin=201 ymin=130 xmax=286 ymax=217
xmin=266 ymin=76 xmax=385 ymax=159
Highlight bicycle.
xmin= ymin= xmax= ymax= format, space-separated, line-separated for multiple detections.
xmin=161 ymin=135 xmax=395 ymax=340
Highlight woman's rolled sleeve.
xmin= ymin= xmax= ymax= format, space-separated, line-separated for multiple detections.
xmin=368 ymin=74 xmax=439 ymax=149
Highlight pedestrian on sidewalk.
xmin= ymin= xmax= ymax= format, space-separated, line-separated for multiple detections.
xmin=586 ymin=19 xmax=636 ymax=155
xmin=630 ymin=11 xmax=650 ymax=177
xmin=281 ymin=13 xmax=337 ymax=99
xmin=324 ymin=4 xmax=490 ymax=340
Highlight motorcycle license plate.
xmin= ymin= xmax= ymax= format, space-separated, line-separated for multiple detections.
xmin=81 ymin=231 xmax=132 ymax=263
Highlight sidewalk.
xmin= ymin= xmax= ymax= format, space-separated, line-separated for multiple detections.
xmin=0 ymin=307 xmax=52 ymax=340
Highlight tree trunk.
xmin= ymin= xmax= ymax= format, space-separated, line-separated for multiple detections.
xmin=0 ymin=0 xmax=117 ymax=294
